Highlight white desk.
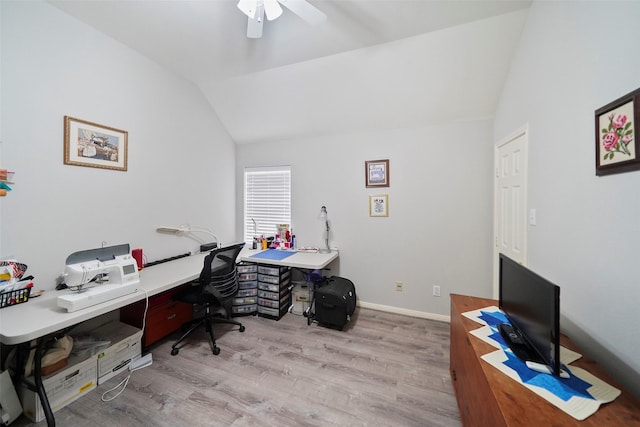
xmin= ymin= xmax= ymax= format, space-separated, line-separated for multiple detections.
xmin=0 ymin=248 xmax=338 ymax=345
xmin=238 ymin=247 xmax=339 ymax=270
xmin=0 ymin=248 xmax=337 ymax=426
xmin=0 ymin=252 xmax=207 ymax=346
xmin=0 ymin=253 xmax=207 ymax=427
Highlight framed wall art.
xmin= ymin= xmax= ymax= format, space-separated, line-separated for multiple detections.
xmin=365 ymin=159 xmax=389 ymax=187
xmin=595 ymin=88 xmax=640 ymax=176
xmin=369 ymin=194 xmax=388 ymax=217
xmin=64 ymin=116 xmax=128 ymax=171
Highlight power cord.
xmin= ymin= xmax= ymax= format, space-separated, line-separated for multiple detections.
xmin=101 ymin=287 xmax=149 ymax=402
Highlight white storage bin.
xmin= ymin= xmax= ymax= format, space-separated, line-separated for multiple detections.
xmin=19 ymin=354 xmax=97 ymax=422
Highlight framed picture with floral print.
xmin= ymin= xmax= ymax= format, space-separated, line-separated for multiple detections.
xmin=595 ymin=88 xmax=640 ymax=176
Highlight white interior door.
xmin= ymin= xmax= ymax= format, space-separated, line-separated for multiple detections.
xmin=493 ymin=126 xmax=528 ymax=297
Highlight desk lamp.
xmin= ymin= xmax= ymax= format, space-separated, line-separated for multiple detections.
xmin=156 ymin=225 xmax=220 ymax=252
xmin=319 ymin=206 xmax=331 ymax=254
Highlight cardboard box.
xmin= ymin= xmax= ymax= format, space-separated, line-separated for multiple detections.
xmin=19 ymin=354 xmax=97 ymax=422
xmin=94 ymin=321 xmax=142 ymax=384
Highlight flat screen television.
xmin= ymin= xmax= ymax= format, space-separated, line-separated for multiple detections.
xmin=498 ymin=253 xmax=561 ymax=376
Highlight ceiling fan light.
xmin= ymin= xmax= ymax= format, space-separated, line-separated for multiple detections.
xmin=237 ymin=0 xmax=258 ymax=19
xmin=247 ymin=4 xmax=264 ymax=38
xmin=263 ymin=0 xmax=283 ymax=21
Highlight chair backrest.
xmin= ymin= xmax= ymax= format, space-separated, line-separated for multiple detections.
xmin=199 ymin=242 xmax=245 ymax=302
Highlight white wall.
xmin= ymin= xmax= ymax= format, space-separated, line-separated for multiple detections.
xmin=0 ymin=1 xmax=3 ymax=257
xmin=494 ymin=1 xmax=640 ymax=397
xmin=0 ymin=1 xmax=236 ymax=290
xmin=237 ymin=120 xmax=495 ymax=318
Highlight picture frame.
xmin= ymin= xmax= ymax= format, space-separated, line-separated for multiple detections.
xmin=595 ymin=88 xmax=640 ymax=176
xmin=369 ymin=194 xmax=389 ymax=217
xmin=64 ymin=116 xmax=128 ymax=171
xmin=365 ymin=159 xmax=389 ymax=188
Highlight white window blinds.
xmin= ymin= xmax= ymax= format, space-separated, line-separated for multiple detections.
xmin=244 ymin=166 xmax=291 ymax=243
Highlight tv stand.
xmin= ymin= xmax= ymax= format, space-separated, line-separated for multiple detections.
xmin=450 ymin=294 xmax=640 ymax=426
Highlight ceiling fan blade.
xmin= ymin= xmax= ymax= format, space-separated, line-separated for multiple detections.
xmin=237 ymin=0 xmax=258 ymax=19
xmin=247 ymin=4 xmax=264 ymax=38
xmin=263 ymin=0 xmax=283 ymax=21
xmin=278 ymin=0 xmax=326 ymax=26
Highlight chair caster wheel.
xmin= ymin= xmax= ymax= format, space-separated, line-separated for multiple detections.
xmin=213 ymin=346 xmax=220 ymax=355
xmin=171 ymin=348 xmax=179 ymax=356
xmin=239 ymin=325 xmax=245 ymax=332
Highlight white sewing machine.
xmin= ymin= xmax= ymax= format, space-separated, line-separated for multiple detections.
xmin=57 ymin=244 xmax=140 ymax=312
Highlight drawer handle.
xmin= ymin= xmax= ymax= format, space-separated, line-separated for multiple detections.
xmin=167 ymin=314 xmax=176 ymax=320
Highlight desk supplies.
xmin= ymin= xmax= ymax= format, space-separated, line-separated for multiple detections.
xmin=0 ymin=260 xmax=28 ymax=287
xmin=0 ymin=169 xmax=13 ymax=197
xmin=132 ymin=248 xmax=144 ymax=270
xmin=0 ymin=260 xmax=33 ymax=308
xmin=57 ymin=244 xmax=140 ymax=312
xmin=0 ymin=283 xmax=33 ymax=308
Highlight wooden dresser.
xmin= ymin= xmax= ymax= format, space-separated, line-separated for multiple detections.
xmin=450 ymin=294 xmax=640 ymax=426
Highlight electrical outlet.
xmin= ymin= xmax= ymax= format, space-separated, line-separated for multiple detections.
xmin=433 ymin=285 xmax=441 ymax=297
xmin=395 ymin=281 xmax=403 ymax=292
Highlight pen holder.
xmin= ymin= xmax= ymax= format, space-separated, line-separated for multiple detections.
xmin=132 ymin=248 xmax=144 ymax=270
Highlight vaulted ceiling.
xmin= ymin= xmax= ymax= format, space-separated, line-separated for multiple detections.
xmin=50 ymin=0 xmax=532 ymax=144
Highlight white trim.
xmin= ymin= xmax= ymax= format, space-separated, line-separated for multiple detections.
xmin=357 ymin=301 xmax=450 ymax=323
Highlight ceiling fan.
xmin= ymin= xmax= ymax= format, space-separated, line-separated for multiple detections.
xmin=237 ymin=0 xmax=327 ymax=38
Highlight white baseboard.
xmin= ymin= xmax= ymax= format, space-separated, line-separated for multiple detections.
xmin=357 ymin=301 xmax=450 ymax=323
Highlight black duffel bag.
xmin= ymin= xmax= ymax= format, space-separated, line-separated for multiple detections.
xmin=309 ymin=276 xmax=356 ymax=330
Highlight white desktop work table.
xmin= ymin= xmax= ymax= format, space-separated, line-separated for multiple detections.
xmin=238 ymin=246 xmax=339 ymax=270
xmin=0 ymin=252 xmax=208 ymax=345
xmin=0 ymin=252 xmax=208 ymax=427
xmin=0 ymin=248 xmax=338 ymax=344
xmin=0 ymin=248 xmax=339 ymax=344
xmin=0 ymin=247 xmax=338 ymax=426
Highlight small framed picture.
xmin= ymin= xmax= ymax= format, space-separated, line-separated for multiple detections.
xmin=369 ymin=194 xmax=388 ymax=217
xmin=64 ymin=116 xmax=128 ymax=171
xmin=595 ymin=88 xmax=640 ymax=176
xmin=365 ymin=159 xmax=389 ymax=187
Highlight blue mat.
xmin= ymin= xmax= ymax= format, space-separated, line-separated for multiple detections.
xmin=249 ymin=249 xmax=296 ymax=261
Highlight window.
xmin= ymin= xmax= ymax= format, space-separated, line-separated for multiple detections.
xmin=244 ymin=166 xmax=291 ymax=244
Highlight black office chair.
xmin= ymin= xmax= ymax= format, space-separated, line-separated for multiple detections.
xmin=170 ymin=242 xmax=246 ymax=356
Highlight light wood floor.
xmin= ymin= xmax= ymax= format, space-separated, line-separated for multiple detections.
xmin=15 ymin=308 xmax=461 ymax=426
